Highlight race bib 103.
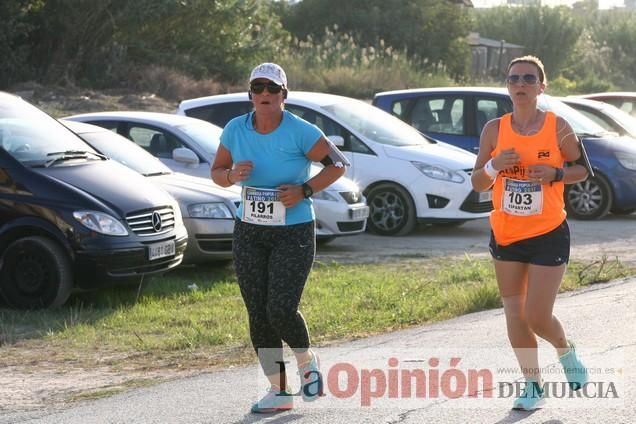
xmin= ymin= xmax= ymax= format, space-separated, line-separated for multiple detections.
xmin=502 ymin=178 xmax=543 ymax=216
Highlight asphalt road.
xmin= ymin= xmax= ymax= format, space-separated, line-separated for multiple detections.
xmin=2 ymin=275 xmax=634 ymax=424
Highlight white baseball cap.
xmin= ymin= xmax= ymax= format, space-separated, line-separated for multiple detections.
xmin=249 ymin=63 xmax=287 ymax=87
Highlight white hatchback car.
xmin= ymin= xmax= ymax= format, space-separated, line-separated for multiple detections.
xmin=63 ymin=111 xmax=368 ymax=243
xmin=177 ymin=92 xmax=491 ymax=235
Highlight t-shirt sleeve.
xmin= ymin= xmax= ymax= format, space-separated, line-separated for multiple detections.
xmin=297 ymin=119 xmax=325 ymax=155
xmin=220 ymin=116 xmax=240 ymax=151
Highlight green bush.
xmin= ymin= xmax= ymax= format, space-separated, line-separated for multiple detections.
xmin=278 ymin=27 xmax=454 ymax=99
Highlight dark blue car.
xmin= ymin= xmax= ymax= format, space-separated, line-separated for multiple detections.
xmin=373 ymin=87 xmax=636 ymax=220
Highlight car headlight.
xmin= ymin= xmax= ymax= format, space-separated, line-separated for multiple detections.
xmin=410 ymin=161 xmax=465 ymax=183
xmin=312 ymin=189 xmax=340 ymax=202
xmin=339 ymin=191 xmax=363 ymax=204
xmin=73 ymin=211 xmax=128 ymax=236
xmin=615 ymin=152 xmax=636 ymax=170
xmin=188 ymin=202 xmax=233 ymax=218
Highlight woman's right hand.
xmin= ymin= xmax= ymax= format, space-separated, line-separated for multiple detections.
xmin=492 ymin=148 xmax=520 ymax=171
xmin=230 ymin=160 xmax=253 ymax=183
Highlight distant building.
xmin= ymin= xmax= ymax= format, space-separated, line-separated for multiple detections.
xmin=467 ymin=33 xmax=524 ymax=79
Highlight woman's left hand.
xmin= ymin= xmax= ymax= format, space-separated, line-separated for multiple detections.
xmin=527 ymin=165 xmax=557 ymax=184
xmin=278 ymin=184 xmax=305 ymax=208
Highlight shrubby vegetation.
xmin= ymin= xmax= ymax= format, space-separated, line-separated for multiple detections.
xmin=1 ymin=0 xmax=634 ymax=98
xmin=277 ymin=27 xmax=455 ymax=99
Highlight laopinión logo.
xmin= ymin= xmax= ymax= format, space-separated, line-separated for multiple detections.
xmin=255 ymin=347 xmax=624 ymax=409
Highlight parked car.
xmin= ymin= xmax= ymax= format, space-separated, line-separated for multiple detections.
xmin=373 ymin=87 xmax=636 ymax=219
xmin=560 ymin=96 xmax=636 ymax=139
xmin=62 ymin=120 xmax=238 ymax=264
xmin=176 ymin=92 xmax=492 ymax=236
xmin=63 ymin=111 xmax=368 ymax=242
xmin=0 ymin=92 xmax=188 ymax=309
xmin=577 ymin=92 xmax=636 ymax=118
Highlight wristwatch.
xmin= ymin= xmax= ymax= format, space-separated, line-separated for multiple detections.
xmin=301 ymin=182 xmax=314 ymax=198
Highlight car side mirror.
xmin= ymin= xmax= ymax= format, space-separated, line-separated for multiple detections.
xmin=173 ymin=147 xmax=199 ymax=166
xmin=328 ymin=135 xmax=344 ymax=147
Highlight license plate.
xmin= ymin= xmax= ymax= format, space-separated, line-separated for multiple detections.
xmin=479 ymin=191 xmax=493 ymax=202
xmin=350 ymin=206 xmax=370 ymax=220
xmin=148 ymin=240 xmax=176 ymax=261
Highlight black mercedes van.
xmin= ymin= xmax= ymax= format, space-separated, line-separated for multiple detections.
xmin=0 ymin=92 xmax=188 ymax=309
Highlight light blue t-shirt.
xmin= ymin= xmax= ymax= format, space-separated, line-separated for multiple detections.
xmin=220 ymin=110 xmax=324 ymax=225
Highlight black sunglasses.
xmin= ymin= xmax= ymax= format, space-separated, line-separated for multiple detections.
xmin=250 ymin=82 xmax=283 ymax=94
xmin=506 ymin=74 xmax=540 ymax=85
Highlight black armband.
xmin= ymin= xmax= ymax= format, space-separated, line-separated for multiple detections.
xmin=566 ymin=139 xmax=594 ymax=177
xmin=320 ymin=139 xmax=350 ymax=168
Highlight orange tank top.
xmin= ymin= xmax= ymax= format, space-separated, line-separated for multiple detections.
xmin=490 ymin=111 xmax=566 ymax=246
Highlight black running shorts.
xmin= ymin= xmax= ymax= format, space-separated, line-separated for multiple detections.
xmin=489 ymin=220 xmax=570 ymax=266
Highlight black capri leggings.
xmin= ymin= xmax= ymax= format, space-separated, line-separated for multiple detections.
xmin=233 ymin=219 xmax=315 ymax=376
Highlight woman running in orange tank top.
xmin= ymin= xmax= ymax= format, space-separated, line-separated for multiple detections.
xmin=471 ymin=56 xmax=590 ymax=411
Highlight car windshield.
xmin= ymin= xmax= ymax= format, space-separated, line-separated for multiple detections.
xmin=0 ymin=94 xmax=97 ymax=165
xmin=539 ymin=95 xmax=608 ymax=136
xmin=77 ymin=130 xmax=172 ymax=176
xmin=176 ymin=121 xmax=222 ymax=156
xmin=599 ymin=104 xmax=636 ymax=136
xmin=322 ymin=100 xmax=433 ymax=146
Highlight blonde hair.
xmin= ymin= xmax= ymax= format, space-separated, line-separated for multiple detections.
xmin=507 ymin=55 xmax=547 ymax=85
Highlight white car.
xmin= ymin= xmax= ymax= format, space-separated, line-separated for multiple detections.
xmin=63 ymin=111 xmax=368 ymax=243
xmin=177 ymin=92 xmax=491 ymax=235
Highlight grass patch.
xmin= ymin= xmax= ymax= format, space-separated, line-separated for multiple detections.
xmin=0 ymin=257 xmax=632 ymax=370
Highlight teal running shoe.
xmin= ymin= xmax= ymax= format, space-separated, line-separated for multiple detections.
xmin=298 ymin=351 xmax=323 ymax=402
xmin=250 ymin=386 xmax=293 ymax=414
xmin=512 ymin=379 xmax=545 ymax=411
xmin=559 ymin=340 xmax=588 ymax=391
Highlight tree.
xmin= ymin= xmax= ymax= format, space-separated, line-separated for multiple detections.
xmin=117 ymin=0 xmax=287 ymax=83
xmin=24 ymin=0 xmax=288 ymax=86
xmin=591 ymin=9 xmax=636 ymax=88
xmin=0 ymin=0 xmax=38 ymax=88
xmin=472 ymin=5 xmax=581 ymax=79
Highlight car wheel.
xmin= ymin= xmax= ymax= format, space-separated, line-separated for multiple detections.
xmin=366 ymin=183 xmax=416 ymax=236
xmin=565 ymin=174 xmax=612 ymax=220
xmin=0 ymin=236 xmax=73 ymax=309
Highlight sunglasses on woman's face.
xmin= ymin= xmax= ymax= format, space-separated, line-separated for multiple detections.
xmin=506 ymin=74 xmax=540 ymax=85
xmin=250 ymin=82 xmax=283 ymax=94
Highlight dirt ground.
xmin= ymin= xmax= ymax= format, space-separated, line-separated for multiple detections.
xmin=2 ymin=86 xmax=636 ymax=414
xmin=10 ymin=83 xmax=177 ymax=117
xmin=319 ymin=214 xmax=636 ymax=266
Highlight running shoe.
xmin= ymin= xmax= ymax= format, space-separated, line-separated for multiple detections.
xmin=559 ymin=340 xmax=588 ymax=390
xmin=250 ymin=386 xmax=293 ymax=414
xmin=298 ymin=350 xmax=323 ymax=402
xmin=512 ymin=379 xmax=545 ymax=411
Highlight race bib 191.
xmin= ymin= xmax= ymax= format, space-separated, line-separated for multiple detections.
xmin=241 ymin=186 xmax=286 ymax=225
xmin=502 ymin=178 xmax=543 ymax=216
